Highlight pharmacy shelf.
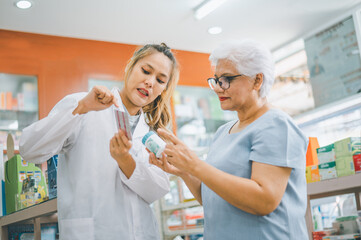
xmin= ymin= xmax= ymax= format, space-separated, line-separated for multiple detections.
xmin=164 ymin=227 xmax=204 ymax=236
xmin=307 ymin=173 xmax=361 ymax=196
xmin=306 ymin=173 xmax=361 ymax=240
xmin=162 ymin=200 xmax=200 ymax=212
xmin=0 ymin=198 xmax=57 ymax=240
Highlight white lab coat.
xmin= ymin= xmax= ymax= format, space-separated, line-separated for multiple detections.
xmin=20 ymin=88 xmax=170 ymax=240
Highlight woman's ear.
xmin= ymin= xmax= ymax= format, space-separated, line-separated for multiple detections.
xmin=254 ymin=73 xmax=263 ymax=91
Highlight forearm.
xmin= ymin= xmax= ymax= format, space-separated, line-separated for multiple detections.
xmin=117 ymin=155 xmax=136 ymax=179
xmin=192 ymin=161 xmax=273 ymax=215
xmin=20 ymin=95 xmax=84 ymax=163
xmin=180 ymin=173 xmax=202 ymax=205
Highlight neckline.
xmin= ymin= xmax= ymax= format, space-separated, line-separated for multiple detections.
xmin=227 ymin=108 xmax=277 ymax=135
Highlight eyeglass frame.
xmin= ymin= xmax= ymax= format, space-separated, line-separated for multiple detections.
xmin=207 ymin=74 xmax=244 ymax=90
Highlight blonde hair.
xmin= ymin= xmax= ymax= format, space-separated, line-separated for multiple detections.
xmin=123 ymin=43 xmax=179 ymax=131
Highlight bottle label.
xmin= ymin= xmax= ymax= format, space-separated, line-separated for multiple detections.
xmin=146 ymin=137 xmax=161 ymax=156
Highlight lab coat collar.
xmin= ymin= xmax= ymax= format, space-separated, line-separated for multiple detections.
xmin=111 ymin=88 xmax=149 ymax=140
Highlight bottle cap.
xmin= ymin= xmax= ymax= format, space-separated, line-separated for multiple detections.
xmin=142 ymin=131 xmax=155 ymax=145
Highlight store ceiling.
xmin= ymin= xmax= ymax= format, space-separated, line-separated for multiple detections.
xmin=1 ymin=0 xmax=361 ymax=53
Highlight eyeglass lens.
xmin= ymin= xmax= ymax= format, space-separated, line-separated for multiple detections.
xmin=208 ymin=77 xmax=229 ymax=90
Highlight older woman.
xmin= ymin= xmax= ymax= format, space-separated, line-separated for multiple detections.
xmin=150 ymin=39 xmax=308 ymax=239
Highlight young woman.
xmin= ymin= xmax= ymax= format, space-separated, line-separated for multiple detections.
xmin=20 ymin=43 xmax=179 ymax=240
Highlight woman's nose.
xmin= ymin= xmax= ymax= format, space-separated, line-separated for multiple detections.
xmin=144 ymin=75 xmax=155 ymax=87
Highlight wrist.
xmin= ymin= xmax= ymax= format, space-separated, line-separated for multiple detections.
xmin=72 ymin=100 xmax=88 ymax=115
xmin=117 ymin=153 xmax=134 ymax=168
xmin=189 ymin=158 xmax=203 ymax=177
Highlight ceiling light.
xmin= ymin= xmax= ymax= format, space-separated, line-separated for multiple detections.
xmin=15 ymin=0 xmax=32 ymax=9
xmin=194 ymin=0 xmax=228 ymax=20
xmin=208 ymin=26 xmax=222 ymax=35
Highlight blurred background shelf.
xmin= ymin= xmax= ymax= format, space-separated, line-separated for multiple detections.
xmin=164 ymin=227 xmax=204 ymax=236
xmin=162 ymin=200 xmax=200 ymax=212
xmin=307 ymin=174 xmax=361 ymax=196
xmin=0 ymin=199 xmax=57 ymax=240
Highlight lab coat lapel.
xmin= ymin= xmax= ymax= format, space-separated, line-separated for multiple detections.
xmin=133 ymin=111 xmax=149 ymax=140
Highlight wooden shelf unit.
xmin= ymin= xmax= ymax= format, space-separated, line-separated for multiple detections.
xmin=305 ymin=174 xmax=361 ymax=239
xmin=0 ymin=198 xmax=57 ymax=240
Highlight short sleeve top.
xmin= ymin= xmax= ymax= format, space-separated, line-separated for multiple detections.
xmin=201 ymin=109 xmax=309 ymax=240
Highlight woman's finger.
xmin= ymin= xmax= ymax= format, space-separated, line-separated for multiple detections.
xmin=112 ymin=96 xmax=119 ymax=108
xmin=157 ymin=128 xmax=181 ymax=145
xmin=114 ymin=133 xmax=122 ymax=148
xmin=118 ymin=130 xmax=132 ymax=149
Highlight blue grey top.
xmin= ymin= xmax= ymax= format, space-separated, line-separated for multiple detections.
xmin=201 ymin=109 xmax=309 ymax=240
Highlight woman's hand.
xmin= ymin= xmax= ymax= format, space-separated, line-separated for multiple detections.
xmin=73 ymin=86 xmax=119 ymax=115
xmin=156 ymin=128 xmax=201 ymax=175
xmin=110 ymin=130 xmax=135 ymax=178
xmin=149 ymin=152 xmax=185 ymax=177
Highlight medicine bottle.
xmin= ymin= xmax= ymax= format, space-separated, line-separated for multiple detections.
xmin=142 ymin=131 xmax=166 ymax=158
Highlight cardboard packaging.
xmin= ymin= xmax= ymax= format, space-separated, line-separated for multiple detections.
xmin=318 ymin=162 xmax=337 ymax=180
xmin=306 ymin=137 xmax=320 ymax=166
xmin=306 ymin=165 xmax=320 ymax=183
xmin=5 ymin=134 xmax=48 ymax=214
xmin=47 ymin=155 xmax=58 ymax=200
xmin=334 ymin=137 xmax=360 ymax=177
xmin=317 ymin=144 xmax=336 ymax=164
xmin=354 ymin=154 xmax=361 ymax=173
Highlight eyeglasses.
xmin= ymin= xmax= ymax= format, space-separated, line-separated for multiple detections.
xmin=207 ymin=74 xmax=244 ymax=90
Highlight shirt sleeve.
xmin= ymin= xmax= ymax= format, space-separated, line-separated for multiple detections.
xmin=19 ymin=93 xmax=87 ymax=164
xmin=119 ymin=158 xmax=170 ymax=204
xmin=249 ymin=113 xmax=308 ymax=170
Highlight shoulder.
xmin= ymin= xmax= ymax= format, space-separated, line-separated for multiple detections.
xmin=49 ymin=92 xmax=88 ymax=115
xmin=257 ymin=109 xmax=308 ymax=144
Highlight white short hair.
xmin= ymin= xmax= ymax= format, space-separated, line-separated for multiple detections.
xmin=209 ymin=39 xmax=275 ymax=98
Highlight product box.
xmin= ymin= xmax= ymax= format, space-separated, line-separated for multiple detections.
xmin=334 ymin=137 xmax=360 ymax=177
xmin=5 ymin=134 xmax=48 ymax=214
xmin=334 ymin=137 xmax=361 ymax=157
xmin=306 ymin=165 xmax=320 ymax=183
xmin=335 ymin=155 xmax=355 ymax=177
xmin=47 ymin=155 xmax=58 ymax=200
xmin=323 ymin=234 xmax=361 ymax=240
xmin=306 ymin=137 xmax=320 ymax=166
xmin=318 ymin=162 xmax=337 ymax=180
xmin=333 ymin=216 xmax=360 ymax=235
xmin=353 ymin=154 xmax=361 ymax=173
xmin=317 ymin=144 xmax=336 ymax=164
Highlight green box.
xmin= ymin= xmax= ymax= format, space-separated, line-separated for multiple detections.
xmin=318 ymin=161 xmax=337 ymax=180
xmin=316 ymin=144 xmax=335 ymax=164
xmin=334 ymin=137 xmax=361 ymax=157
xmin=335 ymin=155 xmax=355 ymax=177
xmin=5 ymin=155 xmax=47 ymax=214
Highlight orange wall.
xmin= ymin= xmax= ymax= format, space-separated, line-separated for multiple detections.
xmin=0 ymin=30 xmax=212 ymax=118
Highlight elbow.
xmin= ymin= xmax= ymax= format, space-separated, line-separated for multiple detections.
xmin=253 ymin=199 xmax=280 ymax=216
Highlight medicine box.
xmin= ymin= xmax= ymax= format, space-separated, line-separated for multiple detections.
xmin=316 ymin=144 xmax=336 ymax=164
xmin=5 ymin=156 xmax=48 ymax=214
xmin=306 ymin=165 xmax=320 ymax=183
xmin=334 ymin=137 xmax=361 ymax=157
xmin=335 ymin=155 xmax=355 ymax=177
xmin=354 ymin=154 xmax=361 ymax=173
xmin=334 ymin=137 xmax=360 ymax=177
xmin=306 ymin=137 xmax=320 ymax=166
xmin=47 ymin=155 xmax=58 ymax=199
xmin=318 ymin=162 xmax=337 ymax=180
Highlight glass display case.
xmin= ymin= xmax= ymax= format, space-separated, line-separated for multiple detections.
xmin=0 ymin=73 xmax=38 ymax=150
xmin=173 ymin=86 xmax=236 ymax=159
xmin=294 ymin=92 xmax=361 ymax=147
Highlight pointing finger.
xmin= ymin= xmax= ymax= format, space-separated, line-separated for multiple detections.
xmin=157 ymin=128 xmax=181 ymax=145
